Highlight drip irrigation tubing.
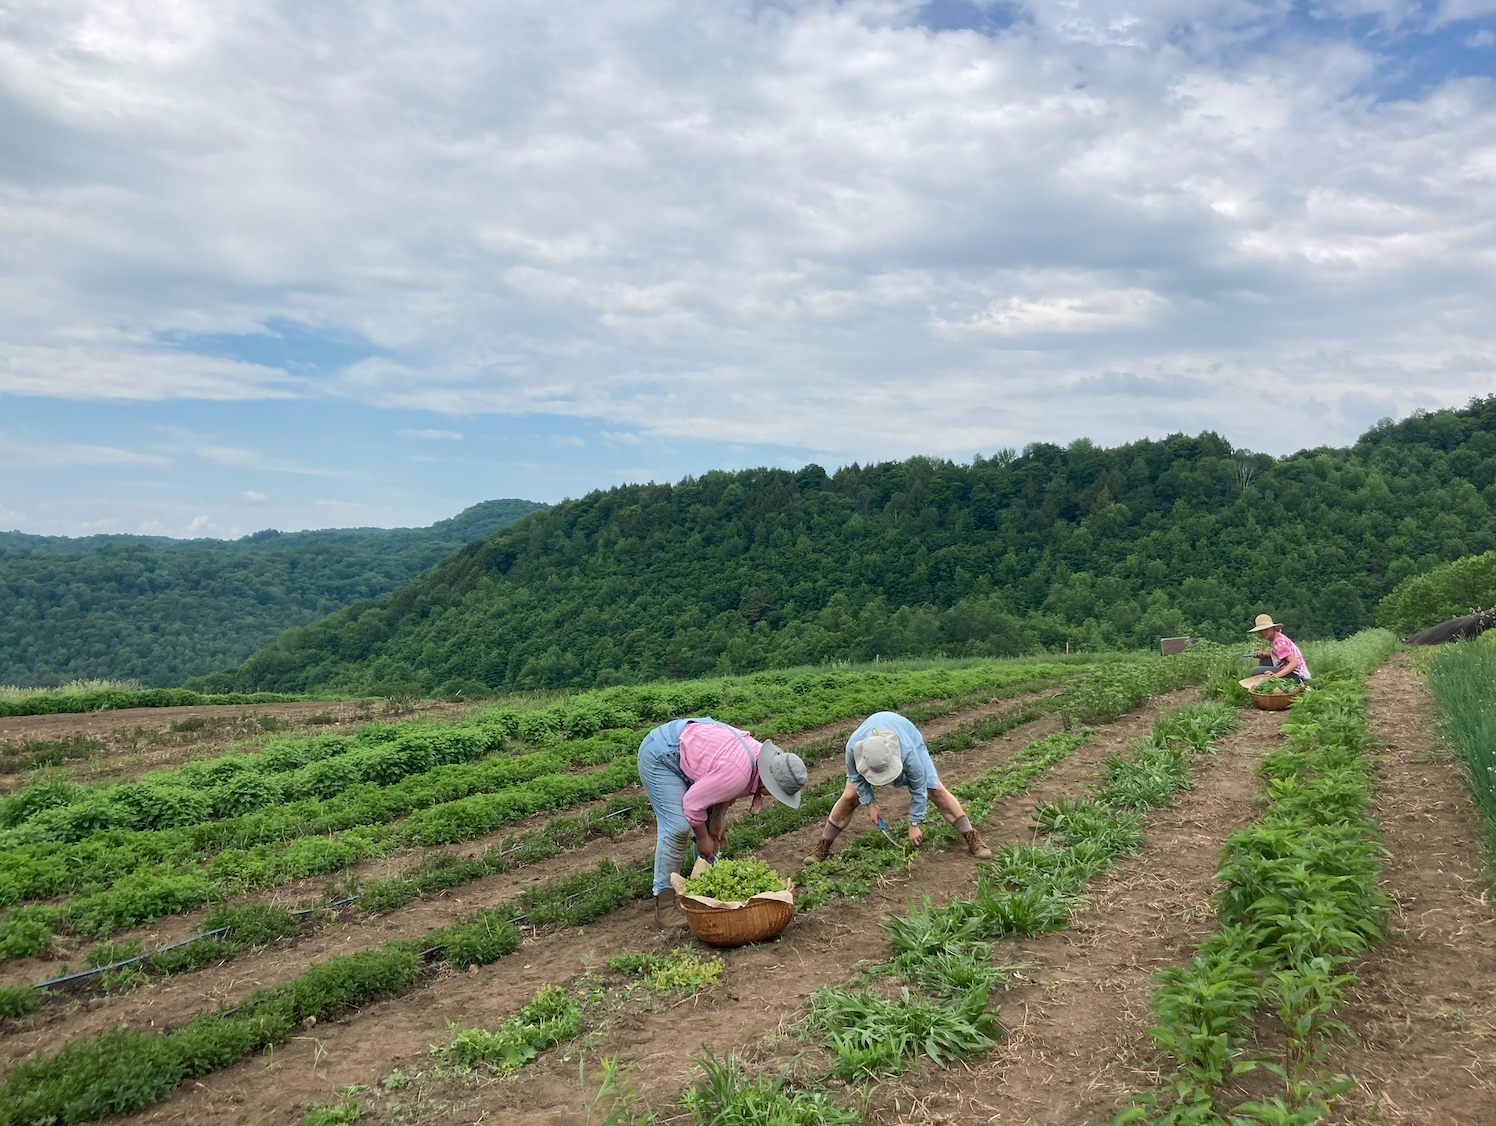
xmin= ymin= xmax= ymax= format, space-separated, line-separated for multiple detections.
xmin=27 ymin=806 xmax=644 ymax=994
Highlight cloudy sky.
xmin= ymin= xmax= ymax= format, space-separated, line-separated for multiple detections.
xmin=2 ymin=0 xmax=1494 ymax=537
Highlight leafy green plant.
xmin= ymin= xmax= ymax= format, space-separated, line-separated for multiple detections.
xmin=581 ymin=1055 xmax=657 ymax=1125
xmin=0 ymin=983 xmax=40 ymax=1019
xmin=1428 ymin=639 xmax=1496 ymax=867
xmin=681 ymin=1051 xmax=866 ymax=1126
xmin=682 ymin=858 xmax=784 ymax=900
xmin=606 ymin=948 xmax=723 ymax=995
xmin=807 ymin=982 xmax=1000 ymax=1079
xmin=300 ymin=1097 xmax=364 ymax=1125
xmin=431 ymin=984 xmax=582 ymax=1075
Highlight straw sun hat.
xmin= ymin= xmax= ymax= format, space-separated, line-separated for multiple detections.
xmin=1248 ymin=613 xmax=1284 ymax=635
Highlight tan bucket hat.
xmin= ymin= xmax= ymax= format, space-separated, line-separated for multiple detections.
xmin=853 ymin=728 xmax=904 ymax=787
xmin=757 ymin=740 xmax=807 ymax=808
xmin=1248 ymin=613 xmax=1284 ymax=635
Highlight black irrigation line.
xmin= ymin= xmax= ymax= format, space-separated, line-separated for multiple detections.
xmin=27 ymin=806 xmax=646 ymax=995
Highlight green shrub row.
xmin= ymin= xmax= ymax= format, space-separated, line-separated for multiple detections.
xmin=1054 ymin=643 xmax=1235 ymax=726
xmin=0 ymin=689 xmax=308 ymax=719
xmin=1101 ymin=676 xmax=1387 ymax=1125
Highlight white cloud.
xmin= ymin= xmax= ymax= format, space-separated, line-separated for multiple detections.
xmin=240 ymin=490 xmax=269 ymax=503
xmin=398 ymin=429 xmax=463 ymax=440
xmin=0 ymin=0 xmax=1491 ymax=461
xmin=0 ymin=431 xmax=170 ymax=468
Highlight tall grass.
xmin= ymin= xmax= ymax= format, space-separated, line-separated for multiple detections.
xmin=0 ymin=679 xmax=142 ymax=704
xmin=1428 ymin=639 xmax=1496 ymax=866
xmin=1301 ymin=628 xmax=1399 ymax=679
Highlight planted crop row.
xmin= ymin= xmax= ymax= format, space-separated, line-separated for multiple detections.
xmin=697 ymin=697 xmax=1242 ymax=1121
xmin=4 ymin=661 xmax=1079 ymax=836
xmin=0 ymin=858 xmax=653 ymax=1126
xmin=0 ymin=687 xmax=308 ymax=719
xmin=0 ymin=679 xmax=1065 ymax=959
xmin=10 ymin=691 xmax=1063 ymax=1018
xmin=0 ymin=662 xmax=1071 ymax=908
xmin=1102 ymin=674 xmax=1387 ymax=1125
xmin=0 ymin=723 xmax=519 ymax=845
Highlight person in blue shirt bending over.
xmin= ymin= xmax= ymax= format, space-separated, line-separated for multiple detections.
xmin=804 ymin=711 xmax=992 ymax=863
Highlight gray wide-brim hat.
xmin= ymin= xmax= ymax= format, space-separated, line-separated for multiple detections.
xmin=853 ymin=727 xmax=903 ymax=787
xmin=758 ymin=739 xmax=807 ymax=809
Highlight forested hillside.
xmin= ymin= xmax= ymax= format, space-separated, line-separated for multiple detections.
xmin=0 ymin=499 xmax=544 ymax=687
xmin=192 ymin=398 xmax=1496 ymax=697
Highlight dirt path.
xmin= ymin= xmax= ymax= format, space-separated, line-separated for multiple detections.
xmin=107 ymin=689 xmax=1198 ymax=1125
xmin=1319 ymin=657 xmax=1496 ymax=1124
xmin=0 ymin=690 xmax=1064 ymax=1068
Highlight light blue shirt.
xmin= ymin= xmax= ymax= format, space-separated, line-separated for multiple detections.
xmin=845 ymin=711 xmax=932 ymax=825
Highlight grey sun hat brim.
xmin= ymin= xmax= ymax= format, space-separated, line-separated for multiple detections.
xmin=854 ymin=728 xmax=904 ymax=787
xmin=758 ymin=739 xmax=807 ymax=809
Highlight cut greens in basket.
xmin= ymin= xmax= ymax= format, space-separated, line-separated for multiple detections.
xmin=681 ymin=857 xmax=785 ymax=900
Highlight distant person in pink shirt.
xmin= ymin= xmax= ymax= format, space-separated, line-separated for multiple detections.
xmin=637 ymin=717 xmax=808 ymax=928
xmin=1248 ymin=614 xmax=1311 ymax=681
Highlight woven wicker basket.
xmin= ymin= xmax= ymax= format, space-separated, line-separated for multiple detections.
xmin=1249 ymin=686 xmax=1304 ymax=711
xmin=679 ymin=896 xmax=795 ymax=948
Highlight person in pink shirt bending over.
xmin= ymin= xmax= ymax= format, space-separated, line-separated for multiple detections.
xmin=1247 ymin=613 xmax=1312 ymax=682
xmin=637 ymin=717 xmax=808 ymax=929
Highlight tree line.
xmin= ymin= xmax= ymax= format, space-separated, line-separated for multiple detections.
xmin=192 ymin=397 xmax=1496 ymax=697
xmin=0 ymin=500 xmax=543 ymax=687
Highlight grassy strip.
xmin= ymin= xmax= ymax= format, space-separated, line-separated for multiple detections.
xmin=1100 ymin=675 xmax=1387 ymax=1124
xmin=1427 ymin=636 xmax=1496 ymax=869
xmin=0 ymin=687 xmax=310 ymax=718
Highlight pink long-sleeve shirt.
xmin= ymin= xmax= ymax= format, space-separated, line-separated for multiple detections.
xmin=678 ymin=720 xmax=766 ymax=825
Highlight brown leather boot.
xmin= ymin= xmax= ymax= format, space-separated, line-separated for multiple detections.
xmin=654 ymin=888 xmax=687 ymax=929
xmin=963 ymin=829 xmax=993 ymax=860
xmin=804 ymin=836 xmax=834 ymax=864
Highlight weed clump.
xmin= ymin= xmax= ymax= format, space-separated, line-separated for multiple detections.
xmin=431 ymin=984 xmax=581 ymax=1075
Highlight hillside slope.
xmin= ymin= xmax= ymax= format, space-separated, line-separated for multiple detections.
xmin=0 ymin=499 xmax=545 ymax=687
xmin=194 ymin=399 xmax=1496 ymax=697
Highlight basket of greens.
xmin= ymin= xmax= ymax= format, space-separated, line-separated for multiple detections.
xmin=670 ymin=858 xmax=794 ymax=947
xmin=1248 ymin=676 xmax=1305 ymax=710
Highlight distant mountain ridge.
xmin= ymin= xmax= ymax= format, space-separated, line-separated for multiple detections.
xmin=0 ymin=499 xmax=546 ymax=687
xmin=193 ymin=399 xmax=1496 ymax=697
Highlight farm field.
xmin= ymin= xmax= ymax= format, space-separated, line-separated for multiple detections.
xmin=0 ymin=639 xmax=1490 ymax=1126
